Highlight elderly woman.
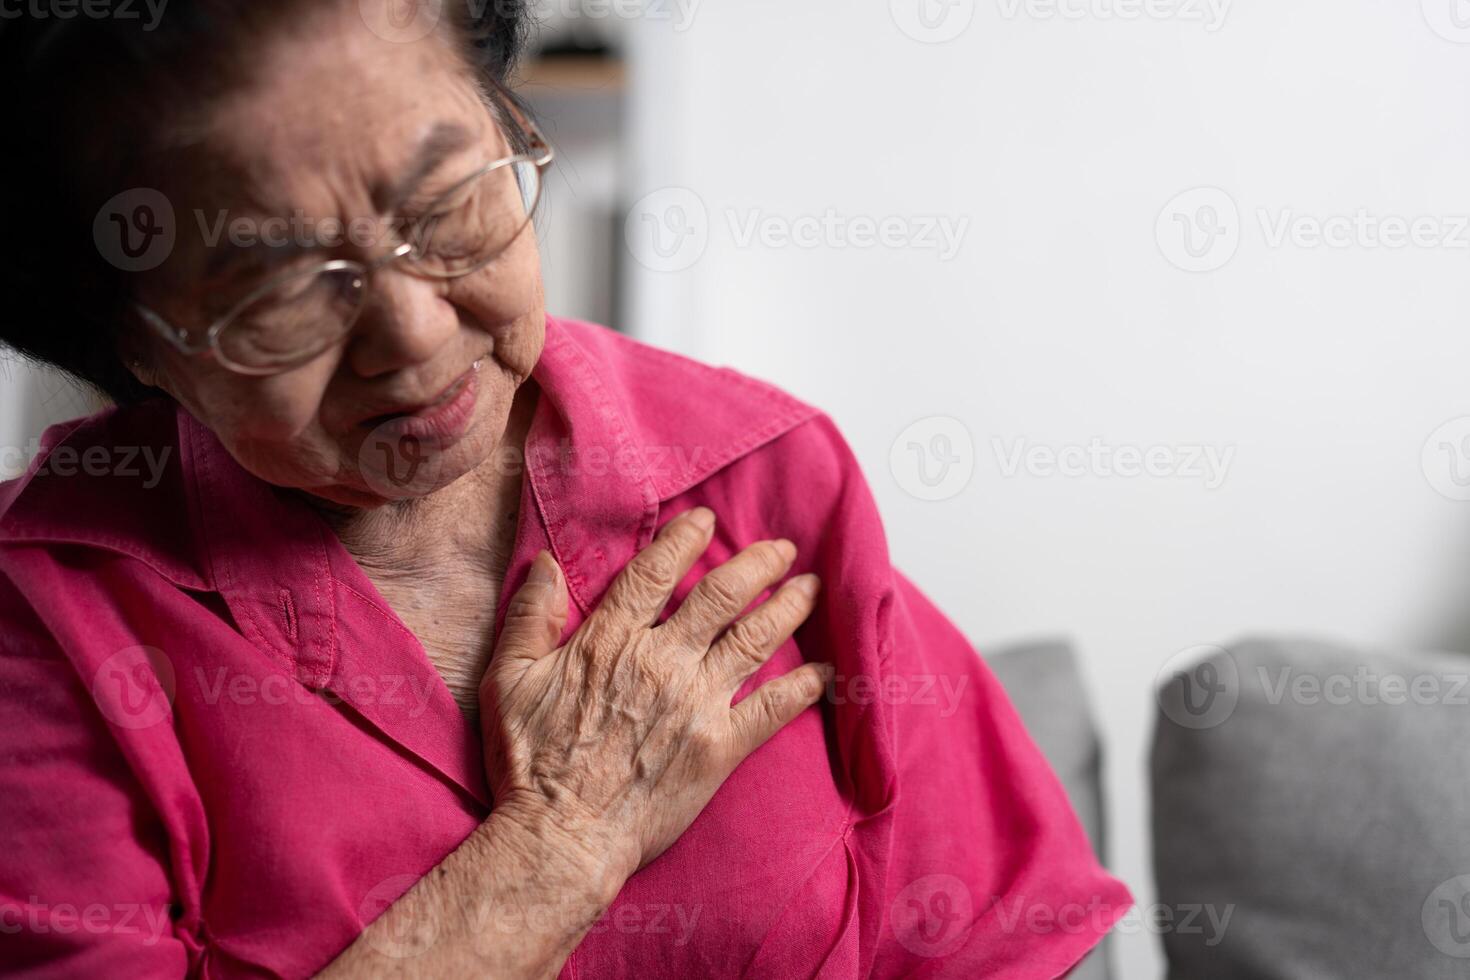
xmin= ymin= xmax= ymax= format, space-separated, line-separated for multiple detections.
xmin=0 ymin=3 xmax=1127 ymax=977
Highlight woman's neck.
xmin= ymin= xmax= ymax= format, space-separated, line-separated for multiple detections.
xmin=306 ymin=382 xmax=541 ymax=719
xmin=320 ymin=382 xmax=539 ymax=577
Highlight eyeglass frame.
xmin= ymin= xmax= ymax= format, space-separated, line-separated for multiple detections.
xmin=132 ymin=94 xmax=554 ymax=377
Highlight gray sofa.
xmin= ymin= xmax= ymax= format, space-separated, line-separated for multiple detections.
xmin=986 ymin=640 xmax=1112 ymax=980
xmin=987 ymin=636 xmax=1470 ymax=979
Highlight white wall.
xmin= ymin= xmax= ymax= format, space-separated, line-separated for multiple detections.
xmin=621 ymin=2 xmax=1470 ymax=976
xmin=3 ymin=5 xmax=1467 ymax=972
xmin=0 ymin=360 xmax=28 ymax=473
xmin=0 ymin=360 xmax=99 ymax=479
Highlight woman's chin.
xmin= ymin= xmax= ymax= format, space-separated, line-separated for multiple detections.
xmin=333 ymin=427 xmax=503 ymax=507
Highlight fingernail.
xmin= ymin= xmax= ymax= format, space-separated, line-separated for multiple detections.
xmin=527 ymin=551 xmax=557 ymax=586
xmin=774 ymin=539 xmax=797 ymax=563
xmin=790 ymin=574 xmax=821 ymax=598
xmin=686 ymin=507 xmax=715 ymax=532
xmin=819 ymin=663 xmax=836 ymax=682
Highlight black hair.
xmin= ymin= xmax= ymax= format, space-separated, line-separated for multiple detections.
xmin=0 ymin=0 xmax=532 ymax=404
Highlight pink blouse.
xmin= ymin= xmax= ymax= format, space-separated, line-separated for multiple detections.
xmin=0 ymin=316 xmax=1129 ymax=978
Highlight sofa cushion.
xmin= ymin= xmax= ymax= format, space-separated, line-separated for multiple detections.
xmin=1152 ymin=637 xmax=1470 ymax=979
xmin=986 ymin=638 xmax=1111 ymax=980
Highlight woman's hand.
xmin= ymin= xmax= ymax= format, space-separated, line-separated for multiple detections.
xmin=479 ymin=506 xmax=830 ymax=889
xmin=320 ymin=508 xmax=826 ymax=979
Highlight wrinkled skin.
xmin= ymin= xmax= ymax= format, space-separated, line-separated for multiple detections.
xmin=116 ymin=4 xmax=831 ymax=975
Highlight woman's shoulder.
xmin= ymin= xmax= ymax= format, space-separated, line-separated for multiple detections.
xmin=0 ymin=398 xmax=201 ymax=587
xmin=549 ymin=316 xmax=816 ymax=423
xmin=547 ymin=316 xmax=858 ymax=495
xmin=1 ymin=398 xmax=179 ymax=513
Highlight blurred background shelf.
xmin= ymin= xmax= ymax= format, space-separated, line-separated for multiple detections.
xmin=517 ymin=56 xmax=626 ymax=94
xmin=516 ymin=50 xmax=628 ymax=334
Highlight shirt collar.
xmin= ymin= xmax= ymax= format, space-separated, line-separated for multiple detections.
xmin=523 ymin=316 xmax=818 ymax=614
xmin=0 ymin=316 xmax=816 ymax=807
xmin=0 ymin=314 xmax=818 ymax=657
xmin=0 ymin=399 xmax=209 ymax=590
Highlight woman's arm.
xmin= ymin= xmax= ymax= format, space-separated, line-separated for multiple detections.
xmin=321 ymin=507 xmax=830 ymax=977
xmin=315 ymin=804 xmax=619 ymax=978
xmin=755 ymin=414 xmax=1132 ymax=977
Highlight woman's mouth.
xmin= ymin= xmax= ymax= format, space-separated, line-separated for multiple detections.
xmin=360 ymin=359 xmax=482 ymax=445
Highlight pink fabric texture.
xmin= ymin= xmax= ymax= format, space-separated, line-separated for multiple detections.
xmin=0 ymin=316 xmax=1130 ymax=977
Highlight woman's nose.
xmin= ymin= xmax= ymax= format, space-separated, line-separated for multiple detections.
xmin=343 ymin=268 xmax=457 ymax=379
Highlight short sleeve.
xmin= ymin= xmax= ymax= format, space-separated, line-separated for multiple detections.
xmin=0 ymin=569 xmax=189 ymax=977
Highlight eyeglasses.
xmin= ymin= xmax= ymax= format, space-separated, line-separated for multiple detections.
xmin=134 ymin=98 xmax=554 ymax=376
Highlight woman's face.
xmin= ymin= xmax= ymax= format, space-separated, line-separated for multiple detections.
xmin=129 ymin=3 xmax=545 ymax=509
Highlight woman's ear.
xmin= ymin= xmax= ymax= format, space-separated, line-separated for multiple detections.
xmin=116 ymin=325 xmax=163 ymax=391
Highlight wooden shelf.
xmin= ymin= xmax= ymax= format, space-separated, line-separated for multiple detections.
xmin=516 ymin=57 xmax=625 ymax=94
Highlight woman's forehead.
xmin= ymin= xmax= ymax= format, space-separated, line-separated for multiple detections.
xmin=185 ymin=10 xmax=489 ymax=200
xmin=176 ymin=85 xmax=493 ymax=222
xmin=138 ymin=30 xmax=498 ymax=296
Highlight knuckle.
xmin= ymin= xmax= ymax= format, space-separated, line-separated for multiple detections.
xmin=498 ymin=615 xmax=539 ymax=650
xmin=666 ymin=517 xmax=705 ymax=551
xmin=724 ymin=617 xmax=771 ymax=663
xmin=504 ymin=593 xmax=543 ymax=623
xmin=694 ymin=573 xmax=744 ymax=615
xmin=798 ymin=670 xmax=826 ymax=702
xmin=684 ymin=723 xmax=723 ymax=762
xmin=750 ymin=692 xmax=784 ymax=732
xmin=626 ymin=549 xmax=679 ymax=595
xmin=578 ymin=617 xmax=619 ymax=659
xmin=753 ymin=540 xmax=789 ymax=573
xmin=772 ymin=586 xmax=808 ymax=622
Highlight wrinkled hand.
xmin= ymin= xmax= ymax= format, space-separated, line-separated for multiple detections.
xmin=479 ymin=507 xmax=829 ymax=886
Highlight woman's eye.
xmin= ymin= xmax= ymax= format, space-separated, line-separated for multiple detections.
xmin=426 ymin=234 xmax=476 ymax=260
